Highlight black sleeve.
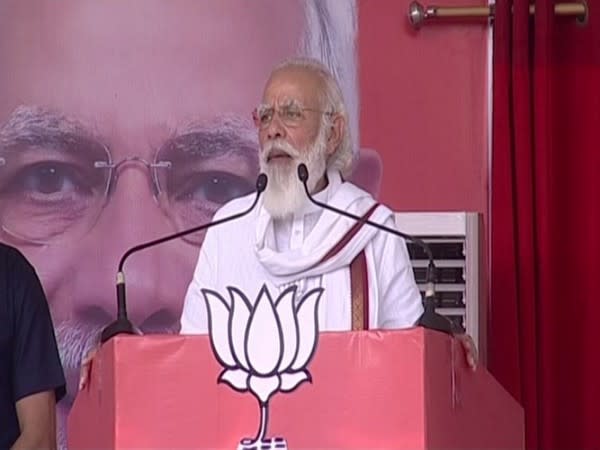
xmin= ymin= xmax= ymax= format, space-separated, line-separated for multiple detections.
xmin=10 ymin=248 xmax=66 ymax=403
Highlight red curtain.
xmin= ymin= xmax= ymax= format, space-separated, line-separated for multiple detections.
xmin=490 ymin=0 xmax=600 ymax=448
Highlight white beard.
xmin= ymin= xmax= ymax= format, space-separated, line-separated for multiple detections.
xmin=259 ymin=129 xmax=328 ymax=219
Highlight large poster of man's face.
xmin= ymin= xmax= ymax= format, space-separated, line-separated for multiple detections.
xmin=0 ymin=1 xmax=381 ymax=447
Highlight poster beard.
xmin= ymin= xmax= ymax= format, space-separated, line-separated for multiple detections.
xmin=54 ymin=320 xmax=178 ymax=448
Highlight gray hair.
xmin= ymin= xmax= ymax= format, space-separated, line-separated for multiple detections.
xmin=272 ymin=57 xmax=354 ymax=177
xmin=299 ymin=0 xmax=358 ymax=176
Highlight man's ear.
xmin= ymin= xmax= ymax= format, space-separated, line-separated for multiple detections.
xmin=326 ymin=115 xmax=344 ymax=157
xmin=348 ymin=148 xmax=383 ymax=198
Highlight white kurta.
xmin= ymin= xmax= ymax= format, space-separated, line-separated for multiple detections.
xmin=180 ymin=170 xmax=423 ymax=333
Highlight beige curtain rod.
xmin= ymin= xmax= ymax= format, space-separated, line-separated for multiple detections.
xmin=408 ymin=1 xmax=588 ymax=28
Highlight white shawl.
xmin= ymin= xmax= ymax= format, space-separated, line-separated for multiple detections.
xmin=254 ymin=170 xmax=394 ymax=330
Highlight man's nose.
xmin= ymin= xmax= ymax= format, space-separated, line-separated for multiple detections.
xmin=71 ymin=168 xmax=191 ymax=332
xmin=265 ymin=114 xmax=288 ymax=140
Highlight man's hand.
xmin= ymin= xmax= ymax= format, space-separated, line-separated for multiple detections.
xmin=78 ymin=347 xmax=99 ymax=391
xmin=455 ymin=333 xmax=478 ymax=370
xmin=12 ymin=391 xmax=57 ymax=450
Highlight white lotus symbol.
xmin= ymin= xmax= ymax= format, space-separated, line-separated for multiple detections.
xmin=203 ymin=284 xmax=323 ymax=449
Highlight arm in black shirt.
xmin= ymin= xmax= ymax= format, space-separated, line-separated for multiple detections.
xmin=5 ymin=246 xmax=65 ymax=450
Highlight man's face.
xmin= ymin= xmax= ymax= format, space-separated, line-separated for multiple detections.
xmin=0 ymin=0 xmax=303 ymax=426
xmin=257 ymin=68 xmax=334 ymax=217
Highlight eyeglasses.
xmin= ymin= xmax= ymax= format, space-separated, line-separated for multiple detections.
xmin=252 ymin=102 xmax=334 ymax=130
xmin=0 ymin=140 xmax=256 ymax=246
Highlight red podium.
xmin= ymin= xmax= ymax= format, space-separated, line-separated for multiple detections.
xmin=68 ymin=328 xmax=523 ymax=449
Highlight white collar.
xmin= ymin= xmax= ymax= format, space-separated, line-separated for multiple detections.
xmin=254 ymin=169 xmax=391 ymax=281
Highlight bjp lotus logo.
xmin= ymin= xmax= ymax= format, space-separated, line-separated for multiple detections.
xmin=203 ymin=284 xmax=323 ymax=450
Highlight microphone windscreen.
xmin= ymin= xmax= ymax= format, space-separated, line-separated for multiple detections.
xmin=297 ymin=163 xmax=309 ymax=182
xmin=256 ymin=173 xmax=268 ymax=192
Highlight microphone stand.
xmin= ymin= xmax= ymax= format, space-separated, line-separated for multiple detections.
xmin=100 ymin=173 xmax=268 ymax=343
xmin=297 ymin=164 xmax=457 ymax=335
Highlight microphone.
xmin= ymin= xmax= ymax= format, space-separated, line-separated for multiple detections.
xmin=297 ymin=164 xmax=457 ymax=335
xmin=100 ymin=173 xmax=268 ymax=343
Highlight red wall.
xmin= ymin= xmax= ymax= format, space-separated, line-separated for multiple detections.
xmin=358 ymin=0 xmax=490 ymax=213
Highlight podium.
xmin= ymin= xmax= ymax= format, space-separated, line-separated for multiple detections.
xmin=68 ymin=328 xmax=523 ymax=449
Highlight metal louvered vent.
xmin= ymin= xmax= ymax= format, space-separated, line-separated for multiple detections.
xmin=395 ymin=212 xmax=485 ymax=355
